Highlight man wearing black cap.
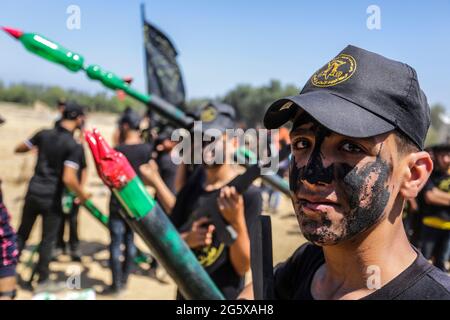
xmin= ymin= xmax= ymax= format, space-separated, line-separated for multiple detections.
xmin=417 ymin=144 xmax=450 ymax=272
xmin=240 ymin=45 xmax=450 ymax=299
xmin=141 ymin=101 xmax=262 ymax=299
xmin=14 ymin=102 xmax=89 ymax=291
xmin=154 ymin=125 xmax=179 ymax=194
xmin=103 ymin=108 xmax=152 ymax=296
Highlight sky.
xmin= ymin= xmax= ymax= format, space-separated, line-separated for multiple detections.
xmin=0 ymin=0 xmax=449 ymax=108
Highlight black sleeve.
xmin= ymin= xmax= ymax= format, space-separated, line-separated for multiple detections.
xmin=143 ymin=143 xmax=152 ymax=163
xmin=27 ymin=130 xmax=44 ymax=148
xmin=242 ymin=186 xmax=263 ymax=232
xmin=157 ymin=153 xmax=178 ymax=193
xmin=80 ymin=145 xmax=87 ymax=170
xmin=170 ymin=185 xmax=191 ymax=229
xmin=273 ymin=243 xmax=310 ymax=299
xmin=170 ymin=167 xmax=205 ymax=229
xmin=64 ymin=143 xmax=83 ymax=170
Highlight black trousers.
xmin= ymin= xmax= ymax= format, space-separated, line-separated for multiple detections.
xmin=16 ymin=193 xmax=62 ymax=282
xmin=108 ymin=206 xmax=136 ymax=289
xmin=57 ymin=203 xmax=80 ymax=251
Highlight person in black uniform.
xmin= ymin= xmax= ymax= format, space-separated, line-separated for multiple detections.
xmin=55 ymin=141 xmax=87 ymax=261
xmin=14 ymin=102 xmax=89 ymax=291
xmin=154 ymin=125 xmax=178 ymax=194
xmin=103 ymin=108 xmax=152 ymax=296
xmin=240 ymin=45 xmax=450 ymax=300
xmin=417 ymin=143 xmax=450 ymax=272
xmin=140 ymin=102 xmax=262 ymax=299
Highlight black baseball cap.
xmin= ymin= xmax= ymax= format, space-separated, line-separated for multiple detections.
xmin=195 ymin=101 xmax=236 ymax=133
xmin=431 ymin=143 xmax=450 ymax=153
xmin=118 ymin=107 xmax=141 ymax=130
xmin=62 ymin=101 xmax=85 ymax=120
xmin=264 ymin=45 xmax=430 ymax=150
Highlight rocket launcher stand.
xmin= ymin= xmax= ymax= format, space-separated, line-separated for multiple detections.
xmin=85 ymin=128 xmax=224 ymax=300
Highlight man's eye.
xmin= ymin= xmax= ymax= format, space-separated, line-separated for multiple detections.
xmin=341 ymin=142 xmax=363 ymax=153
xmin=293 ymin=139 xmax=310 ymax=150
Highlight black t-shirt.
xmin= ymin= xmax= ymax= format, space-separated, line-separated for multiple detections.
xmin=26 ymin=126 xmax=83 ymax=201
xmin=155 ymin=151 xmax=177 ymax=194
xmin=418 ymin=170 xmax=450 ymax=222
xmin=274 ymin=243 xmax=450 ymax=300
xmin=75 ymin=143 xmax=87 ymax=180
xmin=171 ymin=167 xmax=263 ymax=299
xmin=109 ymin=143 xmax=152 ymax=211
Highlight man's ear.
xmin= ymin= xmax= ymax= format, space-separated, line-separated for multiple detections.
xmin=399 ymin=151 xmax=433 ymax=199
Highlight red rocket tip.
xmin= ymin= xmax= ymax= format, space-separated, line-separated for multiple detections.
xmin=1 ymin=26 xmax=23 ymax=39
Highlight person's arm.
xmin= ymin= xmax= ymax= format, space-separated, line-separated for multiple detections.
xmin=218 ymin=186 xmax=251 ymax=276
xmin=140 ymin=160 xmax=176 ymax=214
xmin=14 ymin=142 xmax=32 ymax=153
xmin=63 ymin=144 xmax=89 ymax=203
xmin=181 ymin=217 xmax=215 ymax=249
xmin=175 ymin=163 xmax=188 ymax=193
xmin=80 ymin=168 xmax=88 ymax=188
xmin=237 ymin=283 xmax=254 ymax=300
xmin=15 ymin=132 xmax=41 ymax=153
xmin=63 ymin=165 xmax=89 ymax=204
xmin=424 ymin=187 xmax=450 ymax=206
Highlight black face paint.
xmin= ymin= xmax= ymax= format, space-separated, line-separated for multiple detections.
xmin=290 ymin=117 xmax=392 ymax=245
xmin=290 ymin=113 xmax=333 ymax=192
xmin=339 ymin=150 xmax=391 ymax=239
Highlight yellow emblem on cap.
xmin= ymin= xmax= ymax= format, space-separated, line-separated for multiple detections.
xmin=200 ymin=105 xmax=218 ymax=122
xmin=311 ymin=54 xmax=357 ymax=87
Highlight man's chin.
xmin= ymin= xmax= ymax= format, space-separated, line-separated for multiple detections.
xmin=300 ymin=224 xmax=342 ymax=246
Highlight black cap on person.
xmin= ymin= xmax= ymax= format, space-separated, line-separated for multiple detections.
xmin=62 ymin=101 xmax=85 ymax=120
xmin=195 ymin=101 xmax=236 ymax=133
xmin=264 ymin=45 xmax=430 ymax=150
xmin=118 ymin=107 xmax=141 ymax=130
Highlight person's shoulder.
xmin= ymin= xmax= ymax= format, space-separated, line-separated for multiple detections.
xmin=118 ymin=143 xmax=152 ymax=154
xmin=290 ymin=242 xmax=323 ymax=264
xmin=136 ymin=142 xmax=152 ymax=153
xmin=421 ymin=267 xmax=450 ymax=299
xmin=38 ymin=128 xmax=54 ymax=136
xmin=395 ymin=255 xmax=450 ymax=300
xmin=275 ymin=242 xmax=323 ymax=272
xmin=273 ymin=242 xmax=323 ymax=299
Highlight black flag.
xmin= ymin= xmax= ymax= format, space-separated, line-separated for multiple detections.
xmin=142 ymin=16 xmax=186 ymax=109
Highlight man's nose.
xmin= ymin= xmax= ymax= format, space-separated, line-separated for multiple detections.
xmin=301 ymin=155 xmax=334 ymax=185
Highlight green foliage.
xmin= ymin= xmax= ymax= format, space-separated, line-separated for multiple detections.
xmin=222 ymin=80 xmax=298 ymax=126
xmin=0 ymin=81 xmax=446 ymax=140
xmin=0 ymin=82 xmax=143 ymax=113
xmin=424 ymin=126 xmax=439 ymax=147
xmin=430 ymin=103 xmax=446 ymax=131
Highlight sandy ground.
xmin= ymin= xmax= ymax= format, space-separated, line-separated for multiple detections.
xmin=0 ymin=102 xmax=305 ymax=300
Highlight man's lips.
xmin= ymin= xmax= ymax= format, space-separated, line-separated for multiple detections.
xmin=297 ymin=197 xmax=340 ymax=212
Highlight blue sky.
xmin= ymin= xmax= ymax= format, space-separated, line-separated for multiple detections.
xmin=0 ymin=0 xmax=449 ymax=108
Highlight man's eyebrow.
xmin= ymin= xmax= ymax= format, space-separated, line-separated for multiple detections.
xmin=290 ymin=127 xmax=379 ymax=145
xmin=290 ymin=127 xmax=314 ymax=136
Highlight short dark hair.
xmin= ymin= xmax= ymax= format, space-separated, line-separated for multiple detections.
xmin=394 ymin=130 xmax=419 ymax=156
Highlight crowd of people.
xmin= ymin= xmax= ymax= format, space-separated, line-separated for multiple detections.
xmin=0 ymin=45 xmax=449 ymax=300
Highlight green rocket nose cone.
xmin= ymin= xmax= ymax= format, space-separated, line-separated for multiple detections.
xmin=1 ymin=26 xmax=23 ymax=39
xmin=3 ymin=27 xmax=85 ymax=72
